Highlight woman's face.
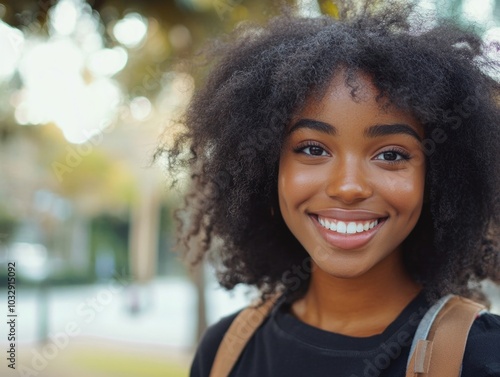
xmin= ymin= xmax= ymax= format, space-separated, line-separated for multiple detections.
xmin=278 ymin=72 xmax=426 ymax=279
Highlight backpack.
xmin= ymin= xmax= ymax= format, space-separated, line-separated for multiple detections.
xmin=209 ymin=294 xmax=486 ymax=377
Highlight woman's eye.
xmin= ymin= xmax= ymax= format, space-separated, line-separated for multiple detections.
xmin=291 ymin=141 xmax=330 ymax=157
xmin=302 ymin=145 xmax=328 ymax=156
xmin=374 ymin=150 xmax=410 ymax=162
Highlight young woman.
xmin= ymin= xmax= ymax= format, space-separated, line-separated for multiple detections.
xmin=159 ymin=1 xmax=500 ymax=375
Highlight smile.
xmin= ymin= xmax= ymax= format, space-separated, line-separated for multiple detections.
xmin=317 ymin=215 xmax=379 ymax=234
xmin=312 ymin=215 xmax=388 ymax=250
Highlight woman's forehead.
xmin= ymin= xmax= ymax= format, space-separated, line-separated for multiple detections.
xmin=289 ymin=70 xmax=424 ymax=139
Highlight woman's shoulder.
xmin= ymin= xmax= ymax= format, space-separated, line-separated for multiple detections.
xmin=189 ymin=310 xmax=240 ymax=377
xmin=462 ymin=312 xmax=500 ymax=376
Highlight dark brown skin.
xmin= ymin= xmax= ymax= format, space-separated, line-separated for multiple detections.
xmin=278 ymin=71 xmax=425 ymax=337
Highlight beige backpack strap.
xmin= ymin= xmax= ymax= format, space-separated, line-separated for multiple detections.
xmin=209 ymin=294 xmax=280 ymax=377
xmin=406 ymin=296 xmax=485 ymax=377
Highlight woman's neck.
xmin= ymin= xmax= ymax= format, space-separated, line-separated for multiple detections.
xmin=290 ymin=252 xmax=421 ymax=337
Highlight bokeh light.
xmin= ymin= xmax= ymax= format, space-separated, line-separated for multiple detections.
xmin=87 ymin=46 xmax=128 ymax=77
xmin=50 ymin=0 xmax=80 ymax=36
xmin=0 ymin=20 xmax=24 ymax=80
xmin=112 ymin=13 xmax=148 ymax=48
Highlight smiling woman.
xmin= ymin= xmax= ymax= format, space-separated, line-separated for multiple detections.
xmin=279 ymin=71 xmax=426 ymax=284
xmin=157 ymin=0 xmax=500 ymax=376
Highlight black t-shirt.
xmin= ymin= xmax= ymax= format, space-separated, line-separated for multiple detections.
xmin=190 ymin=292 xmax=500 ymax=377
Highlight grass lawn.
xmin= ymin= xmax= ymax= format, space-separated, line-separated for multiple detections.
xmin=70 ymin=348 xmax=189 ymax=377
xmin=16 ymin=339 xmax=191 ymax=377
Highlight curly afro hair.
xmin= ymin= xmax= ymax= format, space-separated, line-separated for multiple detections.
xmin=158 ymin=0 xmax=500 ymax=303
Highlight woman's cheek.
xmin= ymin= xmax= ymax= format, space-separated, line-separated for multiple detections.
xmin=279 ymin=161 xmax=324 ymax=207
xmin=377 ymin=168 xmax=425 ymax=218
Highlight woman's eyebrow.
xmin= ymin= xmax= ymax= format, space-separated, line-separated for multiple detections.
xmin=288 ymin=119 xmax=422 ymax=143
xmin=364 ymin=124 xmax=422 ymax=142
xmin=288 ymin=119 xmax=336 ymax=135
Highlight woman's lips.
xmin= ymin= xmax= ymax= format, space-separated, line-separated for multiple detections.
xmin=311 ymin=215 xmax=387 ymax=250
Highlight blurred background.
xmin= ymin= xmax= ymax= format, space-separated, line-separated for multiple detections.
xmin=0 ymin=0 xmax=499 ymax=376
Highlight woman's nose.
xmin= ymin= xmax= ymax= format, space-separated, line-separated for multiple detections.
xmin=325 ymin=156 xmax=373 ymax=204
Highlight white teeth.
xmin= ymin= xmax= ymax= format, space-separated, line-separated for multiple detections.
xmin=317 ymin=216 xmax=381 ymax=234
xmin=346 ymin=222 xmax=357 ymax=234
xmin=337 ymin=221 xmax=347 ymax=233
